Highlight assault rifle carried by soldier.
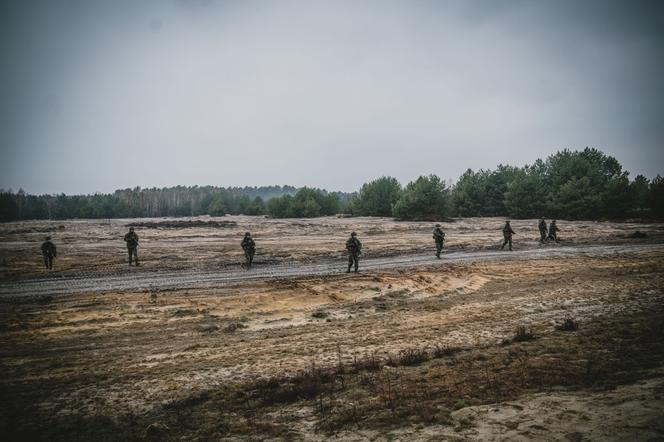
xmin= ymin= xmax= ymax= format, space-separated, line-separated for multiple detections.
xmin=241 ymin=232 xmax=256 ymax=269
xmin=433 ymin=224 xmax=445 ymax=258
xmin=41 ymin=236 xmax=57 ymax=270
xmin=124 ymin=227 xmax=139 ymax=266
xmin=345 ymin=231 xmax=362 ymax=273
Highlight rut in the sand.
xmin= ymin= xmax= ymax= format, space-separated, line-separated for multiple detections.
xmin=2 ymin=242 xmax=662 ymax=298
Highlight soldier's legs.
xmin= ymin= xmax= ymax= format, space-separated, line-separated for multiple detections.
xmin=501 ymin=238 xmax=508 ymax=250
xmin=43 ymin=255 xmax=49 ymax=269
xmin=128 ymin=247 xmax=138 ymax=265
xmin=508 ymin=237 xmax=512 ymax=251
xmin=48 ymin=256 xmax=54 ymax=270
xmin=347 ymin=254 xmax=353 ymax=273
xmin=353 ymin=254 xmax=359 ymax=272
xmin=540 ymin=231 xmax=546 ymax=242
xmin=435 ymin=242 xmax=442 ymax=258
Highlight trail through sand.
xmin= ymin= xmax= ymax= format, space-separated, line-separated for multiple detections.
xmin=2 ymin=242 xmax=662 ymax=297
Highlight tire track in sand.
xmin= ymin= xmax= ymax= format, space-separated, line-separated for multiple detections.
xmin=1 ymin=242 xmax=662 ymax=298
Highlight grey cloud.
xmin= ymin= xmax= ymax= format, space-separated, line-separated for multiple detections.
xmin=1 ymin=0 xmax=662 ymax=194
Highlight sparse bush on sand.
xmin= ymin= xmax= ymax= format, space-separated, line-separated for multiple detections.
xmin=513 ymin=325 xmax=536 ymax=342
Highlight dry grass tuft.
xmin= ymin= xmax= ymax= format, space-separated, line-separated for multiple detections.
xmin=513 ymin=325 xmax=536 ymax=342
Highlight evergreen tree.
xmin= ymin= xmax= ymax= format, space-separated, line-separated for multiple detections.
xmin=393 ymin=175 xmax=450 ymax=220
xmin=352 ymin=176 xmax=401 ymax=217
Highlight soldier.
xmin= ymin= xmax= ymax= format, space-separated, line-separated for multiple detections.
xmin=41 ymin=236 xmax=57 ymax=270
xmin=548 ymin=220 xmax=560 ymax=242
xmin=538 ymin=218 xmax=548 ymax=242
xmin=124 ymin=227 xmax=139 ymax=266
xmin=500 ymin=220 xmax=515 ymax=251
xmin=241 ymin=232 xmax=256 ymax=269
xmin=345 ymin=231 xmax=362 ymax=273
xmin=433 ymin=224 xmax=445 ymax=258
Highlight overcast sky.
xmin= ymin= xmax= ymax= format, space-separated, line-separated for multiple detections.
xmin=1 ymin=0 xmax=662 ymax=195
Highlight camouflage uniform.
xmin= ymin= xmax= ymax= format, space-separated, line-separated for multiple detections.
xmin=241 ymin=233 xmax=256 ymax=268
xmin=124 ymin=228 xmax=139 ymax=266
xmin=433 ymin=225 xmax=445 ymax=258
xmin=538 ymin=218 xmax=548 ymax=242
xmin=41 ymin=237 xmax=57 ymax=270
xmin=547 ymin=220 xmax=559 ymax=242
xmin=346 ymin=232 xmax=362 ymax=273
xmin=501 ymin=221 xmax=515 ymax=251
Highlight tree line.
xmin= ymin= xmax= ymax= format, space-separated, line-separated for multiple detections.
xmin=351 ymin=148 xmax=662 ymax=220
xmin=1 ymin=148 xmax=662 ymax=222
xmin=0 ymin=185 xmax=298 ymax=222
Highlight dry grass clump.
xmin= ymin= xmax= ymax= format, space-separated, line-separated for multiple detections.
xmin=352 ymin=352 xmax=381 ymax=371
xmin=431 ymin=344 xmax=464 ymax=359
xmin=557 ymin=317 xmax=579 ymax=331
xmin=396 ymin=348 xmax=430 ymax=366
xmin=513 ymin=325 xmax=536 ymax=342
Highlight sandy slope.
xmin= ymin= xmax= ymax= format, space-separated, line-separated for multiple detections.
xmin=332 ymin=370 xmax=664 ymax=441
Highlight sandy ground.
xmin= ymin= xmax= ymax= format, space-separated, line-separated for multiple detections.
xmin=2 ymin=243 xmax=660 ymax=298
xmin=341 ymin=371 xmax=664 ymax=442
xmin=0 ymin=217 xmax=663 ymax=440
xmin=0 ymin=215 xmax=662 ymax=278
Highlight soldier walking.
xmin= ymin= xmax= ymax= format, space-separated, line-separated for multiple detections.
xmin=548 ymin=220 xmax=560 ymax=242
xmin=500 ymin=221 xmax=515 ymax=251
xmin=241 ymin=232 xmax=256 ymax=269
xmin=346 ymin=232 xmax=362 ymax=273
xmin=538 ymin=218 xmax=548 ymax=242
xmin=41 ymin=236 xmax=57 ymax=270
xmin=124 ymin=227 xmax=139 ymax=266
xmin=433 ymin=224 xmax=445 ymax=258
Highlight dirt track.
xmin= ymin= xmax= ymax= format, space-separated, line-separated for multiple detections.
xmin=1 ymin=242 xmax=662 ymax=298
